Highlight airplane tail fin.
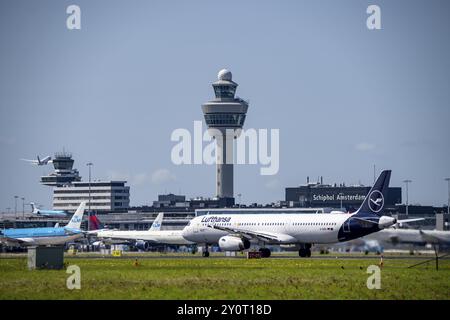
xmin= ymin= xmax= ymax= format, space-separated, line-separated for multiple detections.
xmin=37 ymin=155 xmax=41 ymax=164
xmin=149 ymin=212 xmax=164 ymax=231
xmin=355 ymin=170 xmax=391 ymax=216
xmin=89 ymin=214 xmax=103 ymax=231
xmin=66 ymin=202 xmax=86 ymax=229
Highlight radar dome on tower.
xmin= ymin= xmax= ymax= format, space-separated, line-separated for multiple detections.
xmin=218 ymin=69 xmax=232 ymax=81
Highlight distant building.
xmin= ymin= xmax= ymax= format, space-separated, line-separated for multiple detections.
xmin=40 ymin=151 xmax=81 ymax=186
xmin=152 ymin=194 xmax=235 ymax=209
xmin=153 ymin=194 xmax=187 ymax=208
xmin=285 ymin=178 xmax=402 ymax=211
xmin=53 ymin=181 xmax=130 ymax=213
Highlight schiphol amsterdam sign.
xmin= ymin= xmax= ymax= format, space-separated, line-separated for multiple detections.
xmin=312 ymin=194 xmax=366 ymax=203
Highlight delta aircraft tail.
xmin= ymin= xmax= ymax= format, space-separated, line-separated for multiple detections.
xmin=89 ymin=214 xmax=103 ymax=231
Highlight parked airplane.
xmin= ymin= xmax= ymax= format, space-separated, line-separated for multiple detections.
xmin=182 ymin=170 xmax=423 ymax=257
xmin=0 ymin=202 xmax=86 ymax=247
xmin=361 ymin=228 xmax=450 ymax=249
xmin=20 ymin=155 xmax=52 ymax=166
xmin=93 ymin=212 xmax=193 ymax=250
xmin=30 ymin=202 xmax=67 ymax=217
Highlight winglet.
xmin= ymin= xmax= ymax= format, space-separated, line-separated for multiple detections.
xmin=149 ymin=212 xmax=164 ymax=231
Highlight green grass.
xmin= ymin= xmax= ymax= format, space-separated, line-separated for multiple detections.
xmin=0 ymin=256 xmax=449 ymax=299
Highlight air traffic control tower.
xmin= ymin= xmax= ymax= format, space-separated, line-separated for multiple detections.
xmin=40 ymin=151 xmax=81 ymax=187
xmin=202 ymin=69 xmax=249 ymax=206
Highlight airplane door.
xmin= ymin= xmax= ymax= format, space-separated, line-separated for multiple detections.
xmin=284 ymin=217 xmax=294 ymax=234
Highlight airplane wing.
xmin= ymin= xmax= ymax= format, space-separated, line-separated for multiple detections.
xmin=207 ymin=225 xmax=296 ymax=243
xmin=99 ymin=236 xmax=160 ymax=244
xmin=64 ymin=228 xmax=84 ymax=236
xmin=420 ymin=230 xmax=448 ymax=244
xmin=84 ymin=228 xmax=109 ymax=235
xmin=0 ymin=236 xmax=33 ymax=246
xmin=352 ymin=217 xmax=425 ymax=226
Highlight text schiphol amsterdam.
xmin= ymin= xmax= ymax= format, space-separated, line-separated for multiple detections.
xmin=312 ymin=194 xmax=366 ymax=202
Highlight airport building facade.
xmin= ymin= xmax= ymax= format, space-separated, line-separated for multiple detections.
xmin=53 ymin=181 xmax=130 ymax=212
xmin=285 ymin=180 xmax=402 ymax=212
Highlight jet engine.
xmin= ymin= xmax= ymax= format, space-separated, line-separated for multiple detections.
xmin=218 ymin=235 xmax=250 ymax=251
xmin=135 ymin=240 xmax=149 ymax=251
xmin=378 ymin=216 xmax=397 ymax=229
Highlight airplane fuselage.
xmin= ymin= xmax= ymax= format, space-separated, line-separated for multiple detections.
xmin=96 ymin=230 xmax=193 ymax=245
xmin=182 ymin=213 xmax=383 ymax=245
xmin=35 ymin=210 xmax=67 ymax=217
xmin=0 ymin=227 xmax=83 ymax=247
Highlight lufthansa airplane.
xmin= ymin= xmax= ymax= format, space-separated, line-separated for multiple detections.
xmin=182 ymin=170 xmax=423 ymax=257
xmin=0 ymin=202 xmax=86 ymax=247
xmin=94 ymin=212 xmax=193 ymax=250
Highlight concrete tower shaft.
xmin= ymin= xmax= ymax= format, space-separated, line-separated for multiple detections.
xmin=202 ymin=69 xmax=249 ymax=200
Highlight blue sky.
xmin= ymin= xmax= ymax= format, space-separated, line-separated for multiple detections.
xmin=0 ymin=0 xmax=449 ymax=210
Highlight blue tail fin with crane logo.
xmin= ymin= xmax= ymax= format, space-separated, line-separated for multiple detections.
xmin=355 ymin=170 xmax=391 ymax=216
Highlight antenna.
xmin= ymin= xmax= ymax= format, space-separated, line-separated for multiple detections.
xmin=373 ymin=164 xmax=376 ymax=184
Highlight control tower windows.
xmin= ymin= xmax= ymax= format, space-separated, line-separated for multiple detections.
xmin=214 ymin=85 xmax=236 ymax=99
xmin=204 ymin=114 xmax=246 ymax=126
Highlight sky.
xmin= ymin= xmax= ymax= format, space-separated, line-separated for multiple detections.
xmin=0 ymin=0 xmax=449 ymax=211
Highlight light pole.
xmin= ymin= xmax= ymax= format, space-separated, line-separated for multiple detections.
xmin=403 ymin=179 xmax=412 ymax=217
xmin=21 ymin=197 xmax=25 ymax=218
xmin=86 ymin=162 xmax=93 ymax=231
xmin=14 ymin=195 xmax=18 ymax=219
xmin=445 ymin=178 xmax=450 ymax=215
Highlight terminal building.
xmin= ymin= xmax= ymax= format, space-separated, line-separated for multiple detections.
xmin=53 ymin=181 xmax=130 ymax=213
xmin=285 ymin=176 xmax=402 ymax=212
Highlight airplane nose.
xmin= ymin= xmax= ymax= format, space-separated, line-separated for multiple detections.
xmin=181 ymin=227 xmax=191 ymax=240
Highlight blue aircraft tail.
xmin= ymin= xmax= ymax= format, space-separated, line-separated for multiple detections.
xmin=355 ymin=170 xmax=391 ymax=216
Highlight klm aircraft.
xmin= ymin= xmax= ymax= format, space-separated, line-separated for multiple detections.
xmin=0 ymin=202 xmax=86 ymax=247
xmin=30 ymin=202 xmax=67 ymax=217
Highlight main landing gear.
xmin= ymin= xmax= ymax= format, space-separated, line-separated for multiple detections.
xmin=298 ymin=244 xmax=312 ymax=258
xmin=259 ymin=248 xmax=271 ymax=258
xmin=202 ymin=244 xmax=210 ymax=257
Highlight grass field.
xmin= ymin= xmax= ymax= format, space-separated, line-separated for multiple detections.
xmin=0 ymin=254 xmax=449 ymax=299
